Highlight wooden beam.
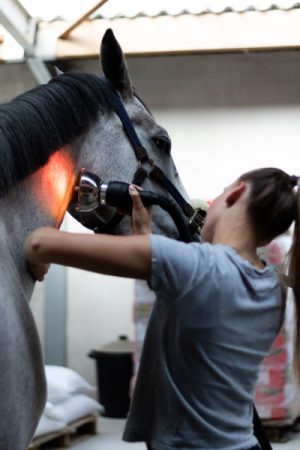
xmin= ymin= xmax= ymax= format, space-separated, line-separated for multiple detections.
xmin=59 ymin=0 xmax=110 ymax=40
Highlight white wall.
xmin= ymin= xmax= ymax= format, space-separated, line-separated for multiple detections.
xmin=156 ymin=106 xmax=300 ymax=201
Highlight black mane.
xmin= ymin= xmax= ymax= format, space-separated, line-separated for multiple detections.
xmin=0 ymin=72 xmax=113 ymax=194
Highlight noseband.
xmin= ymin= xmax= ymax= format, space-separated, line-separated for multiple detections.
xmin=70 ymin=82 xmax=206 ymax=237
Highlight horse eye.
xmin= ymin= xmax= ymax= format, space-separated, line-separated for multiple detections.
xmin=152 ymin=136 xmax=171 ymax=154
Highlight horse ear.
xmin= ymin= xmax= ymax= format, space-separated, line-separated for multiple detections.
xmin=100 ymin=29 xmax=133 ymax=98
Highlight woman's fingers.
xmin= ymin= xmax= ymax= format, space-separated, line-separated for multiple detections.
xmin=129 ymin=185 xmax=145 ymax=209
xmin=129 ymin=185 xmax=152 ymax=235
xmin=117 ymin=185 xmax=144 ymax=216
xmin=27 ymin=261 xmax=50 ymax=282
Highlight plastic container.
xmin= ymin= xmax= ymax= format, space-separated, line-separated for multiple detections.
xmin=88 ymin=335 xmax=133 ymax=418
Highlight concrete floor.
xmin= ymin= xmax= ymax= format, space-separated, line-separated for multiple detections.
xmin=66 ymin=416 xmax=300 ymax=450
xmin=70 ymin=417 xmax=145 ymax=449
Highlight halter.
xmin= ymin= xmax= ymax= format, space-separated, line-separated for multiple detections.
xmin=88 ymin=82 xmax=206 ymax=236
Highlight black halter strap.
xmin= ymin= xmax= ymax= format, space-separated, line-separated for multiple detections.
xmin=149 ymin=165 xmax=194 ymax=218
xmin=108 ymin=86 xmax=149 ymax=163
xmin=105 ymin=83 xmax=204 ymax=235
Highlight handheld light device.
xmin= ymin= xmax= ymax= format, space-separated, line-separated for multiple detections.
xmin=73 ymin=169 xmax=195 ymax=243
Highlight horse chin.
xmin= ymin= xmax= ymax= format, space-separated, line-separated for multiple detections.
xmin=109 ymin=219 xmax=178 ymax=239
xmin=111 ymin=210 xmax=186 ymax=240
xmin=67 ymin=208 xmax=194 ymax=241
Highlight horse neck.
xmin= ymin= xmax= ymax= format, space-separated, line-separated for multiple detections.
xmin=0 ymin=188 xmax=52 ymax=301
xmin=0 ymin=149 xmax=77 ymax=301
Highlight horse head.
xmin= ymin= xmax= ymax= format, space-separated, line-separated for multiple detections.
xmin=66 ymin=28 xmax=194 ymax=239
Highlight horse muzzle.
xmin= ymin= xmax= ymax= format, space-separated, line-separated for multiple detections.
xmin=68 ymin=168 xmax=199 ymax=243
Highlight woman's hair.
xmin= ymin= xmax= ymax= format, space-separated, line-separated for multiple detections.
xmin=239 ymin=167 xmax=300 ymax=387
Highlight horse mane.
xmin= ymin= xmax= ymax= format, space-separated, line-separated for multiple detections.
xmin=0 ymin=72 xmax=113 ymax=194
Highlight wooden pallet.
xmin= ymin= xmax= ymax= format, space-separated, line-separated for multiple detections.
xmin=262 ymin=417 xmax=300 ymax=443
xmin=28 ymin=413 xmax=98 ymax=449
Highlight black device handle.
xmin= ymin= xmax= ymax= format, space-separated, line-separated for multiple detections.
xmin=106 ymin=181 xmax=159 ymax=208
xmin=105 ymin=181 xmax=193 ymax=243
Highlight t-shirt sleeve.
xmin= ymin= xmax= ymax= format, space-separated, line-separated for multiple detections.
xmin=150 ymin=234 xmax=213 ymax=301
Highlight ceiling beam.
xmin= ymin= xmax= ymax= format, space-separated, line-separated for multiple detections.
xmin=0 ymin=0 xmax=36 ymax=49
xmin=26 ymin=57 xmax=52 ymax=84
xmin=0 ymin=0 xmax=51 ymax=83
xmin=59 ymin=0 xmax=110 ymax=40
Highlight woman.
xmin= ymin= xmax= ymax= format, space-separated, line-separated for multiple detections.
xmin=24 ymin=167 xmax=299 ymax=450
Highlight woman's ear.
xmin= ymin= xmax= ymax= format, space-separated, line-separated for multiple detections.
xmin=226 ymin=181 xmax=247 ymax=206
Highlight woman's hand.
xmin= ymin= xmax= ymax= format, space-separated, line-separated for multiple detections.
xmin=27 ymin=261 xmax=50 ymax=282
xmin=129 ymin=185 xmax=152 ymax=235
xmin=24 ymin=227 xmax=57 ymax=281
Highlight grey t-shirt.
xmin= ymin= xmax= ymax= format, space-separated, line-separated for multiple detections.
xmin=123 ymin=235 xmax=281 ymax=450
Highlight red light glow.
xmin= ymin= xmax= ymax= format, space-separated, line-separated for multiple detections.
xmin=35 ymin=149 xmax=76 ymax=226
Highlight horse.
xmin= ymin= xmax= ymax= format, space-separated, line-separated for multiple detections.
xmin=0 ymin=29 xmax=193 ymax=449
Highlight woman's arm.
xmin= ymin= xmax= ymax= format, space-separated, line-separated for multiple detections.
xmin=24 ymin=229 xmax=151 ymax=280
xmin=24 ymin=185 xmax=152 ymax=281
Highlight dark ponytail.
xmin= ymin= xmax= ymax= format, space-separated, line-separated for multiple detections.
xmin=239 ymin=168 xmax=300 ymax=387
xmin=239 ymin=168 xmax=296 ymax=245
xmin=287 ymin=178 xmax=300 ymax=387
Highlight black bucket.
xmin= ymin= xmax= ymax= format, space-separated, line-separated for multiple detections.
xmin=88 ymin=335 xmax=133 ymax=418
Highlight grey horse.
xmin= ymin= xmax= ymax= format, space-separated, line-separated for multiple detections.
xmin=0 ymin=29 xmax=191 ymax=449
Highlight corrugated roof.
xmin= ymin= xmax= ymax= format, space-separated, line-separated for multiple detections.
xmin=18 ymin=1 xmax=300 ymax=21
xmin=92 ymin=1 xmax=300 ymax=19
xmin=3 ymin=1 xmax=300 ymax=63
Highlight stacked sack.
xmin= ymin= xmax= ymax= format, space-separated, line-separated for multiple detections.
xmin=255 ymin=233 xmax=300 ymax=423
xmin=33 ymin=365 xmax=102 ymax=440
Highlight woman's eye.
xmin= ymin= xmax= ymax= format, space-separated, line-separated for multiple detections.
xmin=152 ymin=136 xmax=171 ymax=154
